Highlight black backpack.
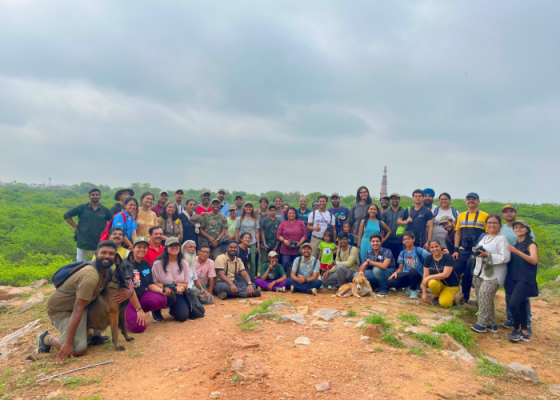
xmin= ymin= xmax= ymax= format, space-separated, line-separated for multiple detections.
xmin=52 ymin=261 xmax=113 ymax=294
xmin=185 ymin=288 xmax=205 ymax=319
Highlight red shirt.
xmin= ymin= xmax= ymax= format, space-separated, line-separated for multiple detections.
xmin=144 ymin=242 xmax=164 ymax=265
xmin=151 ymin=204 xmax=164 ymax=218
xmin=196 ymin=205 xmax=212 ymax=215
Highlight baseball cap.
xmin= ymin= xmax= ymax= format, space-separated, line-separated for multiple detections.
xmin=244 ymin=201 xmax=253 ymax=207
xmin=330 ymin=192 xmax=340 ymax=198
xmin=217 ymin=188 xmax=227 ymax=194
xmin=439 ymin=216 xmax=454 ymax=226
xmin=228 ymin=205 xmax=236 ymax=211
xmin=501 ymin=204 xmax=516 ymax=212
xmin=133 ymin=236 xmax=150 ymax=246
xmin=268 ymin=205 xmax=277 ymax=211
xmin=165 ymin=237 xmax=180 ymax=246
xmin=389 ymin=193 xmax=400 ymax=199
xmin=158 ymin=190 xmax=168 ymax=196
xmin=235 ymin=195 xmax=243 ymax=200
xmin=201 ymin=188 xmax=211 ymax=196
xmin=174 ymin=189 xmax=184 ymax=194
xmin=380 ymin=195 xmax=390 ymax=200
xmin=466 ymin=192 xmax=480 ymax=200
xmin=211 ymin=198 xmax=220 ymax=204
xmin=512 ymin=220 xmax=530 ymax=229
xmin=301 ymin=242 xmax=312 ymax=249
xmin=268 ymin=251 xmax=279 ymax=258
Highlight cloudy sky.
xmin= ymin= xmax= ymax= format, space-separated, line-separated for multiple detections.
xmin=1 ymin=0 xmax=558 ymax=204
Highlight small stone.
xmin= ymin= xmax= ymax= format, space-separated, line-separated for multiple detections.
xmin=371 ymin=306 xmax=388 ymax=314
xmin=26 ymin=279 xmax=48 ymax=289
xmin=435 ymin=314 xmax=453 ymax=322
xmin=0 ymin=286 xmax=34 ymax=300
xmin=275 ymin=336 xmax=283 ymax=340
xmin=483 ymin=356 xmax=499 ymax=365
xmin=20 ymin=293 xmax=45 ymax=310
xmin=354 ymin=321 xmax=366 ymax=329
xmin=549 ymin=384 xmax=560 ymax=395
xmin=345 ymin=318 xmax=361 ymax=323
xmin=46 ymin=390 xmax=63 ymax=399
xmin=0 ymin=300 xmax=12 ymax=311
xmin=223 ymin=314 xmax=233 ymax=318
xmin=402 ymin=338 xmax=423 ymax=349
xmin=315 ymin=381 xmax=330 ymax=391
xmin=268 ymin=301 xmax=293 ymax=312
xmin=455 ymin=349 xmax=476 ymax=363
xmin=311 ymin=320 xmax=332 ymax=331
xmin=362 ymin=324 xmax=383 ymax=340
xmin=506 ymin=362 xmax=538 ymax=380
xmin=541 ymin=289 xmax=554 ymax=296
xmin=282 ymin=315 xmax=307 ymax=325
xmin=404 ymin=326 xmax=430 ymax=334
xmin=294 ymin=337 xmax=311 ymax=345
xmin=365 ymin=347 xmax=376 ymax=353
xmin=556 ymin=275 xmax=560 ymax=282
xmin=313 ymin=308 xmax=340 ymax=321
xmin=441 ymin=333 xmax=465 ymax=351
xmin=210 ymin=392 xmax=221 ymax=398
xmin=340 ymin=311 xmax=349 ymax=317
xmin=360 ymin=336 xmax=373 ymax=343
xmin=249 ymin=299 xmax=263 ymax=305
xmin=296 ymin=306 xmax=309 ymax=315
xmin=232 ymin=359 xmax=244 ymax=372
xmin=154 ymin=335 xmax=164 ymax=341
xmin=536 ymin=396 xmax=547 ymax=400
xmin=238 ymin=300 xmax=248 ymax=304
xmin=378 ymin=301 xmax=389 ymax=305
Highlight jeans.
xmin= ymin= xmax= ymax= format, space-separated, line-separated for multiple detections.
xmin=169 ymin=292 xmax=190 ymax=322
xmin=286 ymin=277 xmax=322 ymax=294
xmin=76 ymin=248 xmax=94 ymax=262
xmin=213 ymin=275 xmax=257 ymax=298
xmin=281 ymin=254 xmax=299 ymax=277
xmin=321 ymin=272 xmax=339 ymax=288
xmin=125 ymin=290 xmax=167 ymax=333
xmin=336 ymin=265 xmax=358 ymax=286
xmin=364 ymin=267 xmax=393 ymax=293
xmin=506 ymin=295 xmax=532 ymax=325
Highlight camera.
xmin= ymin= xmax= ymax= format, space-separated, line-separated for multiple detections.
xmin=335 ymin=216 xmax=341 ymax=227
xmin=290 ymin=241 xmax=298 ymax=250
xmin=162 ymin=282 xmax=178 ymax=293
xmin=473 ymin=244 xmax=486 ymax=256
xmin=219 ymin=237 xmax=230 ymax=252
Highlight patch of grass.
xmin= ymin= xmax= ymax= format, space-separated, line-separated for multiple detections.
xmin=374 ymin=347 xmax=384 ymax=352
xmin=381 ymin=331 xmax=405 ymax=348
xmin=128 ymin=352 xmax=142 ymax=358
xmin=398 ymin=312 xmax=420 ymax=326
xmin=348 ymin=310 xmax=357 ymax=317
xmin=536 ymin=266 xmax=560 ymax=284
xmin=62 ymin=376 xmax=101 ymax=388
xmin=362 ymin=313 xmax=392 ymax=329
xmin=476 ymin=358 xmax=507 ymax=378
xmin=240 ymin=297 xmax=287 ymax=322
xmin=409 ymin=348 xmax=425 ymax=357
xmin=432 ymin=319 xmax=474 ymax=349
xmin=79 ymin=397 xmax=103 ymax=400
xmin=0 ymin=370 xmax=12 ymax=393
xmin=410 ymin=333 xmax=442 ymax=348
xmin=231 ymin=374 xmax=240 ymax=383
xmin=239 ymin=321 xmax=261 ymax=332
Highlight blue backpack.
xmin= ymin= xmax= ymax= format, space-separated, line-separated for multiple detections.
xmin=433 ymin=207 xmax=459 ymax=220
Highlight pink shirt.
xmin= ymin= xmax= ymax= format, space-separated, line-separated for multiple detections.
xmin=152 ymin=260 xmax=190 ymax=284
xmin=195 ymin=256 xmax=216 ymax=286
xmin=277 ymin=220 xmax=308 ymax=255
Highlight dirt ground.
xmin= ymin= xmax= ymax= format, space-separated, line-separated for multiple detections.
xmin=1 ymin=283 xmax=560 ymax=400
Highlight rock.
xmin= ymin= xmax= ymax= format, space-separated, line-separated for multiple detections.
xmin=360 ymin=336 xmax=373 ymax=343
xmin=294 ymin=337 xmax=311 ymax=345
xmin=340 ymin=311 xmax=349 ymax=317
xmin=313 ymin=308 xmax=340 ymax=321
xmin=354 ymin=321 xmax=366 ymax=329
xmin=310 ymin=321 xmax=332 ymax=331
xmin=506 ymin=362 xmax=538 ymax=380
xmin=282 ymin=315 xmax=307 ymax=325
xmin=345 ymin=318 xmax=361 ymax=323
xmin=20 ymin=293 xmax=45 ymax=310
xmin=435 ymin=314 xmax=453 ymax=322
xmin=378 ymin=301 xmax=389 ymax=305
xmin=441 ymin=333 xmax=465 ymax=351
xmin=420 ymin=319 xmax=443 ymax=327
xmin=483 ymin=356 xmax=499 ymax=365
xmin=223 ymin=314 xmax=233 ymax=318
xmin=362 ymin=324 xmax=384 ymax=340
xmin=404 ymin=326 xmax=430 ymax=334
xmin=549 ymin=384 xmax=560 ymax=395
xmin=455 ymin=349 xmax=476 ymax=363
xmin=210 ymin=392 xmax=221 ymax=398
xmin=371 ymin=306 xmax=388 ymax=314
xmin=154 ymin=335 xmax=165 ymax=341
xmin=365 ymin=347 xmax=376 ymax=353
xmin=0 ymin=300 xmax=12 ymax=311
xmin=0 ymin=319 xmax=41 ymax=360
xmin=315 ymin=381 xmax=330 ymax=391
xmin=417 ymin=313 xmax=437 ymax=320
xmin=541 ymin=289 xmax=554 ymax=296
xmin=236 ymin=341 xmax=260 ymax=349
xmin=0 ymin=286 xmax=33 ymax=301
xmin=231 ymin=359 xmax=244 ymax=372
xmin=46 ymin=390 xmax=63 ymax=399
xmin=556 ymin=275 xmax=560 ymax=282
xmin=249 ymin=299 xmax=263 ymax=305
xmin=296 ymin=306 xmax=309 ymax=315
xmin=401 ymin=338 xmax=422 ymax=349
xmin=26 ymin=279 xmax=48 ymax=289
xmin=267 ymin=301 xmax=293 ymax=312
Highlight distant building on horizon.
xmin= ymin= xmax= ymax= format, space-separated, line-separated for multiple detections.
xmin=380 ymin=166 xmax=388 ymax=199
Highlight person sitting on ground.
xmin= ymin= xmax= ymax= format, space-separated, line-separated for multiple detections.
xmin=359 ymin=234 xmax=395 ymax=296
xmin=38 ymin=240 xmax=133 ymax=363
xmin=194 ymin=245 xmax=217 ymax=301
xmin=159 ymin=202 xmax=183 ymax=243
xmin=333 ymin=232 xmax=360 ymax=288
xmin=111 ymin=196 xmax=138 ymax=249
xmin=151 ymin=237 xmax=190 ymax=322
xmin=255 ymin=251 xmax=287 ymax=292
xmin=136 ymin=192 xmax=158 ymax=237
xmin=199 ymin=198 xmax=228 ymax=259
xmin=470 ymin=214 xmax=511 ymax=333
xmin=388 ymin=231 xmax=430 ymax=299
xmin=144 ymin=226 xmax=164 ymax=265
xmin=358 ymin=203 xmax=391 ymax=261
xmin=421 ymin=239 xmax=460 ymax=308
xmin=181 ymin=240 xmax=214 ymax=304
xmin=235 ymin=201 xmax=260 ymax=279
xmin=287 ymin=243 xmax=322 ymax=295
xmin=124 ymin=237 xmax=167 ymax=333
xmin=505 ymin=220 xmax=539 ymax=343
xmin=318 ymin=230 xmax=338 ymax=289
xmin=213 ymin=241 xmax=261 ymax=299
xmin=110 ymin=188 xmax=135 ymax=216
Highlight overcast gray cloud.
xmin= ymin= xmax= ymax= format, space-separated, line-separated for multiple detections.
xmin=0 ymin=0 xmax=559 ymax=203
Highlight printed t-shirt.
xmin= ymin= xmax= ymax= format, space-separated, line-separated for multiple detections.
xmin=111 ymin=211 xmax=137 ymax=241
xmin=455 ymin=211 xmax=488 ymax=249
xmin=318 ymin=241 xmax=336 ymax=266
xmin=195 ymin=256 xmax=216 ymax=286
xmin=261 ymin=217 xmax=281 ymax=249
xmin=398 ymin=247 xmax=430 ymax=273
xmin=235 ymin=216 xmax=260 ymax=245
xmin=432 ymin=208 xmax=458 ymax=249
xmin=423 ymin=253 xmax=459 ymax=287
xmin=152 ymin=260 xmax=190 ymax=284
xmin=47 ymin=263 xmax=108 ymax=322
xmin=196 ymin=205 xmax=212 ymax=215
xmin=237 ymin=246 xmax=251 ymax=269
xmin=363 ymin=248 xmax=395 ymax=271
xmin=328 ymin=206 xmax=350 ymax=235
xmin=214 ymin=254 xmax=246 ymax=281
xmin=260 ymin=262 xmax=286 ymax=280
xmin=308 ymin=210 xmax=335 ymax=239
xmin=402 ymin=207 xmax=433 ymax=245
xmin=200 ymin=213 xmax=228 ymax=247
xmin=130 ymin=259 xmax=154 ymax=299
xmin=292 ymin=256 xmax=320 ymax=279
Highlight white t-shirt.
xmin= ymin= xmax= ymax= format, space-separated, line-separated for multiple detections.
xmin=432 ymin=208 xmax=458 ymax=249
xmin=309 ymin=210 xmax=336 ymax=239
xmin=187 ymin=265 xmax=199 ymax=289
xmin=473 ymin=235 xmax=510 ymax=286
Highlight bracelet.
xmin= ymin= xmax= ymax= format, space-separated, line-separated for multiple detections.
xmin=136 ymin=307 xmax=142 ymax=312
xmin=454 ymin=247 xmax=459 ymax=253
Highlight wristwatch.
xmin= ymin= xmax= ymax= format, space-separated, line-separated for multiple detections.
xmin=135 ymin=307 xmax=142 ymax=312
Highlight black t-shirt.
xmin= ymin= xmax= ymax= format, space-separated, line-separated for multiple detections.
xmin=131 ymin=259 xmax=154 ymax=299
xmin=423 ymin=253 xmax=459 ymax=287
xmin=179 ymin=213 xmax=199 ymax=246
xmin=403 ymin=207 xmax=433 ymax=245
xmin=237 ymin=246 xmax=251 ymax=269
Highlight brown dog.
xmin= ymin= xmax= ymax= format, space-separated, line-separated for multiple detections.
xmin=333 ymin=275 xmax=373 ymax=298
xmin=86 ymin=256 xmax=135 ymax=351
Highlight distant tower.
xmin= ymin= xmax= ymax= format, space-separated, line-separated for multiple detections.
xmin=49 ymin=177 xmax=51 ymax=187
xmin=380 ymin=167 xmax=388 ymax=198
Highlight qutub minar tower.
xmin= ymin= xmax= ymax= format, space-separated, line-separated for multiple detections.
xmin=380 ymin=166 xmax=388 ymax=199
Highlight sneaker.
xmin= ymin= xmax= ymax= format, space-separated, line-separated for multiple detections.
xmin=520 ymin=333 xmax=531 ymax=342
xmin=36 ymin=331 xmax=51 ymax=354
xmin=486 ymin=325 xmax=498 ymax=333
xmin=501 ymin=320 xmax=514 ymax=328
xmin=217 ymin=292 xmax=228 ymax=300
xmin=409 ymin=290 xmax=418 ymax=299
xmin=468 ymin=299 xmax=478 ymax=306
xmin=89 ymin=335 xmax=110 ymax=346
xmin=254 ymin=288 xmax=262 ymax=297
xmin=508 ymin=330 xmax=521 ymax=342
xmin=471 ymin=324 xmax=487 ymax=333
xmin=276 ymin=287 xmax=286 ymax=293
xmin=290 ymin=286 xmax=295 ymax=293
xmin=311 ymin=288 xmax=318 ymax=296
xmin=378 ymin=290 xmax=389 ymax=296
xmin=527 ymin=326 xmax=532 ymax=336
xmin=404 ymin=287 xmax=411 ymax=295
xmin=151 ymin=310 xmax=164 ymax=322
xmin=432 ymin=297 xmax=440 ymax=306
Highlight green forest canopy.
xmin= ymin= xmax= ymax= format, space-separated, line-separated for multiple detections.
xmin=0 ymin=182 xmax=559 ymax=286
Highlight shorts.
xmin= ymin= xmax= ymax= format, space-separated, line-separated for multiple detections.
xmin=52 ymin=309 xmax=89 ymax=352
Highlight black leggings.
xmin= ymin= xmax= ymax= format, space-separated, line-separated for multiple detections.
xmin=169 ymin=292 xmax=190 ymax=322
xmin=507 ymin=280 xmax=530 ymax=331
xmin=387 ymin=268 xmax=422 ymax=291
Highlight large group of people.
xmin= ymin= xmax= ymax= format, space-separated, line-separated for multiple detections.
xmin=42 ymin=186 xmax=539 ymax=362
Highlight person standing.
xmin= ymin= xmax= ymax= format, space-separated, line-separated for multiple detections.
xmin=136 ymin=192 xmax=158 ymax=237
xmin=196 ymin=189 xmax=213 ymax=215
xmin=328 ymin=193 xmax=350 ymax=238
xmin=111 ymin=197 xmax=138 ymax=249
xmin=151 ymin=191 xmax=168 ymax=218
xmin=432 ymin=193 xmax=459 ymax=249
xmin=226 ymin=205 xmax=238 ymax=240
xmin=358 ymin=204 xmax=391 ymax=261
xmin=423 ymin=188 xmax=437 ymax=212
xmin=307 ymin=195 xmax=337 ymax=258
xmin=349 ymin=186 xmax=372 ymax=236
xmin=452 ymin=192 xmax=488 ymax=305
xmin=235 ymin=202 xmax=260 ymax=278
xmin=261 ymin=205 xmax=281 ymax=261
xmin=199 ymin=198 xmax=228 ymax=260
xmin=277 ymin=207 xmax=308 ymax=276
xmin=110 ymin=188 xmax=135 ymax=216
xmin=382 ymin=193 xmax=405 ymax=260
xmin=380 ymin=195 xmax=390 ymax=213
xmin=273 ymin=197 xmax=285 ymax=221
xmin=235 ymin=196 xmax=244 ymax=217
xmin=213 ymin=241 xmax=260 ymax=300
xmin=179 ymin=199 xmax=201 ymax=246
xmin=287 ymin=243 xmax=322 ymax=295
xmin=64 ymin=188 xmax=113 ymax=262
xmin=173 ymin=190 xmax=185 ymax=213
xmin=256 ymin=196 xmax=270 ymax=270
xmin=296 ymin=196 xmax=312 ymax=242
xmin=158 ymin=202 xmax=183 ymax=242
xmin=397 ymin=189 xmax=434 ymax=249
xmin=144 ymin=226 xmax=164 ymax=265
xmin=311 ymin=201 xmax=319 ymax=212
xmin=217 ymin=188 xmax=230 ymax=216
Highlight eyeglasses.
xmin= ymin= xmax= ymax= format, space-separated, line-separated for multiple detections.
xmin=402 ymin=238 xmax=413 ymax=242
xmin=199 ymin=250 xmax=210 ymax=254
xmin=360 ymin=191 xmax=368 ymax=194
xmin=110 ymin=233 xmax=124 ymax=237
xmin=487 ymin=221 xmax=500 ymax=225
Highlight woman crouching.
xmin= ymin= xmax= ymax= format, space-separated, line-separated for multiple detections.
xmin=421 ymin=239 xmax=460 ymax=308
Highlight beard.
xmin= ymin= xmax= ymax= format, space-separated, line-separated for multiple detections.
xmin=183 ymin=251 xmax=196 ymax=270
xmin=424 ymin=200 xmax=433 ymax=208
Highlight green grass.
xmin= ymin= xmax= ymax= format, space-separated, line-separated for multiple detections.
xmin=409 ymin=348 xmax=425 ymax=357
xmin=398 ymin=312 xmax=421 ymax=326
xmin=62 ymin=376 xmax=102 ymax=388
xmin=240 ymin=297 xmax=287 ymax=321
xmin=381 ymin=331 xmax=405 ymax=348
xmin=231 ymin=374 xmax=240 ymax=383
xmin=374 ymin=347 xmax=384 ymax=352
xmin=0 ymin=371 xmax=12 ymax=393
xmin=432 ymin=319 xmax=474 ymax=349
xmin=410 ymin=333 xmax=442 ymax=348
xmin=362 ymin=313 xmax=392 ymax=329
xmin=348 ymin=310 xmax=357 ymax=317
xmin=476 ymin=358 xmax=507 ymax=378
xmin=239 ymin=321 xmax=261 ymax=332
xmin=537 ymin=267 xmax=560 ymax=284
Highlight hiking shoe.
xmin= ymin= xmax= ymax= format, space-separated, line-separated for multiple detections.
xmin=276 ymin=287 xmax=285 ymax=293
xmin=409 ymin=290 xmax=418 ymax=299
xmin=432 ymin=297 xmax=440 ymax=306
xmin=217 ymin=292 xmax=228 ymax=300
xmin=36 ymin=331 xmax=51 ymax=354
xmin=527 ymin=326 xmax=532 ymax=336
xmin=468 ymin=299 xmax=478 ymax=306
xmin=254 ymin=288 xmax=262 ymax=297
xmin=471 ymin=324 xmax=487 ymax=333
xmin=151 ymin=310 xmax=164 ymax=322
xmin=404 ymin=287 xmax=411 ymax=295
xmin=508 ymin=330 xmax=521 ymax=342
xmin=311 ymin=288 xmax=318 ymax=296
xmin=501 ymin=320 xmax=514 ymax=328
xmin=290 ymin=286 xmax=295 ymax=293
xmin=89 ymin=335 xmax=110 ymax=346
xmin=486 ymin=325 xmax=498 ymax=333
xmin=520 ymin=333 xmax=531 ymax=342
xmin=459 ymin=298 xmax=466 ymax=305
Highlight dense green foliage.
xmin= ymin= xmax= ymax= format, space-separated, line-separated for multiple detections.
xmin=0 ymin=183 xmax=558 ymax=286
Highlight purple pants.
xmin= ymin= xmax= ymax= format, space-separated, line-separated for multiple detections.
xmin=126 ymin=290 xmax=167 ymax=333
xmin=255 ymin=278 xmax=287 ymax=291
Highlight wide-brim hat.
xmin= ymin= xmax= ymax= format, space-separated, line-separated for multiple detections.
xmin=115 ymin=188 xmax=135 ymax=201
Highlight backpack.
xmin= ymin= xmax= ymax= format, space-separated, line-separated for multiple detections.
xmin=433 ymin=207 xmax=459 ymax=220
xmin=396 ymin=207 xmax=411 ymax=237
xmin=52 ymin=261 xmax=113 ymax=294
xmin=185 ymin=288 xmax=205 ymax=319
xmin=100 ymin=212 xmax=127 ymax=241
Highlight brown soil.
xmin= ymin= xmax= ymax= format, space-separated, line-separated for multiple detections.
xmin=1 ymin=285 xmax=560 ymax=400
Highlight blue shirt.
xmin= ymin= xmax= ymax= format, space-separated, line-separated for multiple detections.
xmin=363 ymin=247 xmax=395 ymax=271
xmin=397 ymin=247 xmax=430 ymax=274
xmin=111 ymin=211 xmax=137 ymax=241
xmin=220 ymin=202 xmax=230 ymax=216
xmin=328 ymin=206 xmax=350 ymax=235
xmin=292 ymin=256 xmax=320 ymax=279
